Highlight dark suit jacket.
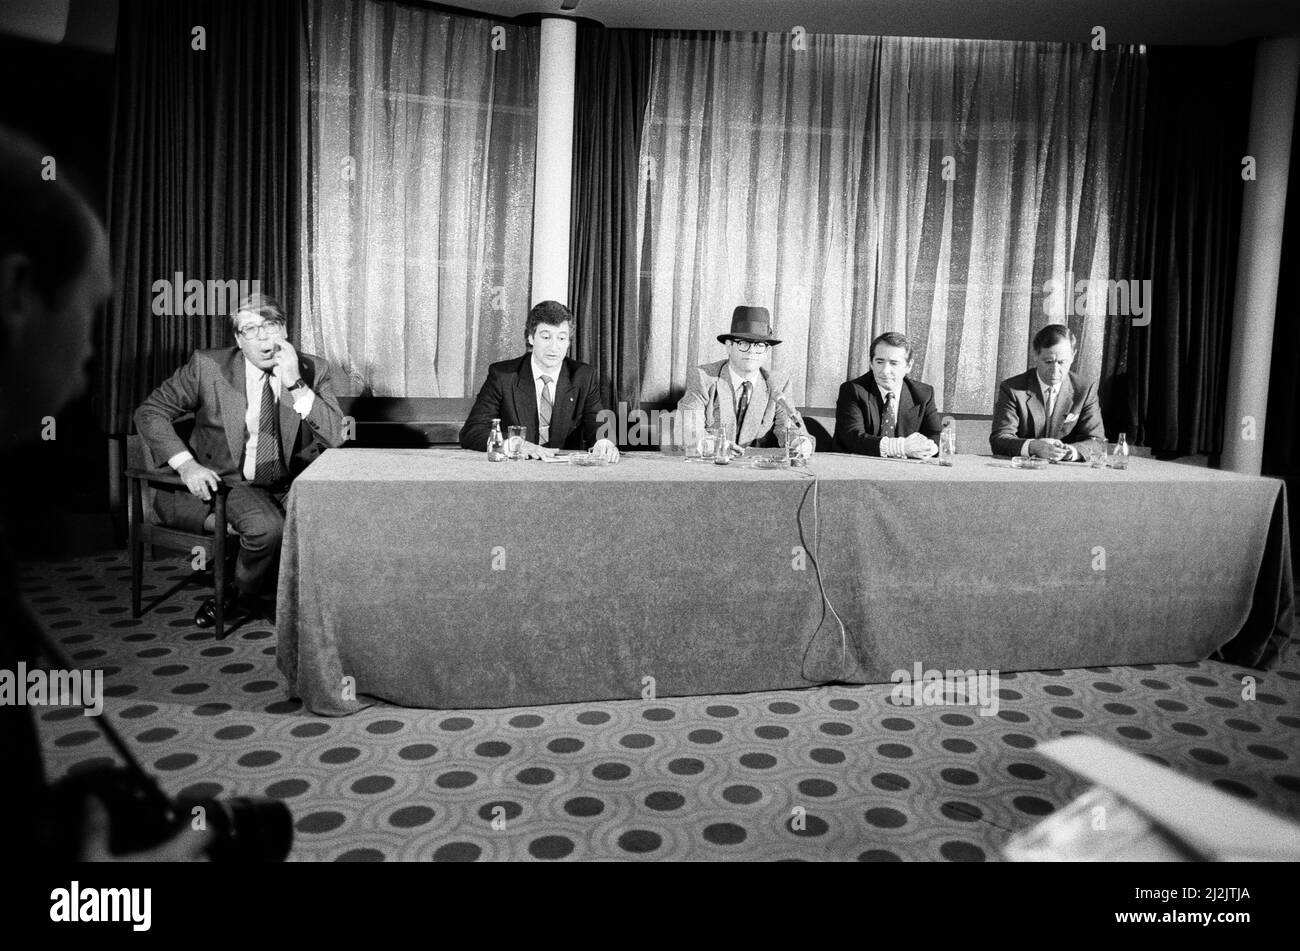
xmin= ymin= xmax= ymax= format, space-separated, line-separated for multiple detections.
xmin=834 ymin=373 xmax=943 ymax=456
xmin=134 ymin=347 xmax=346 ymax=482
xmin=989 ymin=368 xmax=1104 ymax=457
xmin=459 ymin=355 xmax=606 ymax=451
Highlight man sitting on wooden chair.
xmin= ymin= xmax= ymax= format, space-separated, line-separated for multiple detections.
xmin=134 ymin=294 xmax=346 ymax=627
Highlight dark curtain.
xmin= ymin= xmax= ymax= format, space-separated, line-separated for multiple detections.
xmin=1262 ymin=88 xmax=1300 ymax=555
xmin=101 ymin=0 xmax=300 ymax=435
xmin=568 ymin=25 xmax=653 ymax=412
xmin=1101 ymin=44 xmax=1254 ymax=456
xmin=1263 ymin=87 xmax=1300 ymax=476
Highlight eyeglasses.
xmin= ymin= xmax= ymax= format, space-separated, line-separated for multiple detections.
xmin=732 ymin=340 xmax=770 ymax=353
xmin=237 ymin=321 xmax=286 ymax=340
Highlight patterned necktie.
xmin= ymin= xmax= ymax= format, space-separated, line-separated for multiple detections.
xmin=882 ymin=391 xmax=898 ymax=437
xmin=539 ymin=375 xmax=553 ymax=446
xmin=1044 ymin=386 xmax=1057 ymax=437
xmin=735 ymin=380 xmax=752 ymax=439
xmin=254 ymin=372 xmax=286 ymax=485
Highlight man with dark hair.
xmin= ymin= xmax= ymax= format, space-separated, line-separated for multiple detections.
xmin=135 ymin=292 xmax=346 ymax=626
xmin=677 ymin=305 xmax=805 ymax=449
xmin=459 ymin=300 xmax=619 ymax=462
xmin=1 ymin=126 xmax=212 ymax=859
xmin=990 ymin=323 xmax=1104 ymax=460
xmin=835 ymin=332 xmax=942 ymax=458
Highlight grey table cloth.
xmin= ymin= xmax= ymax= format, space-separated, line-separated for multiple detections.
xmin=276 ymin=449 xmax=1293 ymax=715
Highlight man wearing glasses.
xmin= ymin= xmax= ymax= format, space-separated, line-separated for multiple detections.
xmin=135 ymin=293 xmax=345 ymax=627
xmin=677 ymin=305 xmax=804 ymax=449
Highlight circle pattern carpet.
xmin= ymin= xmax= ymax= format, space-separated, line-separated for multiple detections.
xmin=22 ymin=552 xmax=1300 ymax=861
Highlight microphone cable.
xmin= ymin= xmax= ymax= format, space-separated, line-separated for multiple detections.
xmin=790 ymin=465 xmax=856 ymax=685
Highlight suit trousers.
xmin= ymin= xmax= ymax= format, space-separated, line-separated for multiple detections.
xmin=161 ymin=481 xmax=288 ymax=597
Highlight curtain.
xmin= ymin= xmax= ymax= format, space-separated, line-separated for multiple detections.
xmin=569 ymin=25 xmax=653 ymax=412
xmin=636 ymin=33 xmax=1142 ymax=414
xmin=1264 ymin=84 xmax=1300 ymax=477
xmin=103 ymin=0 xmax=300 ymax=434
xmin=1101 ymin=45 xmax=1253 ymax=456
xmin=300 ymin=0 xmax=538 ymax=397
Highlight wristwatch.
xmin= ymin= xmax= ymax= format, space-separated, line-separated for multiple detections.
xmin=286 ymin=379 xmax=307 ymax=392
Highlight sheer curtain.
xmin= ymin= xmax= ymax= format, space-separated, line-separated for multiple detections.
xmin=300 ymin=0 xmax=537 ymax=396
xmin=636 ymin=33 xmax=1142 ymax=413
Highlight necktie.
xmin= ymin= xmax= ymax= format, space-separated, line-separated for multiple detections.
xmin=1044 ymin=386 xmax=1057 ymax=437
xmin=735 ymin=380 xmax=752 ymax=440
xmin=882 ymin=391 xmax=898 ymax=438
xmin=254 ymin=372 xmax=286 ymax=485
xmin=539 ymin=375 xmax=553 ymax=446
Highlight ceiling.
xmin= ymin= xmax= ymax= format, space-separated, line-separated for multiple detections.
xmin=3 ymin=0 xmax=1298 ymax=53
xmin=449 ymin=0 xmax=1300 ymax=45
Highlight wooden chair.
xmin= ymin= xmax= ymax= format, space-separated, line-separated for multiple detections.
xmin=125 ymin=428 xmax=237 ymax=638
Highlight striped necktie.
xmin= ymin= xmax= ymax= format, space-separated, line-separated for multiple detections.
xmin=254 ymin=372 xmax=286 ymax=485
xmin=539 ymin=375 xmax=553 ymax=446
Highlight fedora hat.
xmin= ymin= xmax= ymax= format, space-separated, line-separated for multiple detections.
xmin=717 ymin=305 xmax=781 ymax=345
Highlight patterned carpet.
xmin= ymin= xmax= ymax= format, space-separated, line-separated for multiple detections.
xmin=22 ymin=550 xmax=1300 ymax=861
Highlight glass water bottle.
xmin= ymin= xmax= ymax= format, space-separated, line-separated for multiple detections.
xmin=487 ymin=418 xmax=506 ymax=462
xmin=1113 ymin=432 xmax=1129 ymax=470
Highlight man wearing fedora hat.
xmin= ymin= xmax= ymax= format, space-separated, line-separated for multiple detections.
xmin=677 ymin=305 xmax=804 ymax=449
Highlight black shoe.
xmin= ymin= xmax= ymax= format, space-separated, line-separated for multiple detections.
xmin=194 ymin=591 xmax=248 ymax=628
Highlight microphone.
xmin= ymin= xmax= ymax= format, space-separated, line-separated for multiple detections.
xmin=774 ymin=388 xmax=804 ymax=428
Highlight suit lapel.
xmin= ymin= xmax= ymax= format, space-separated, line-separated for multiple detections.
xmin=513 ymin=356 xmax=539 ymax=444
xmin=218 ymin=351 xmax=247 ymax=471
xmin=897 ymin=382 xmax=916 ymax=434
xmin=865 ymin=374 xmax=883 ymax=435
xmin=549 ymin=362 xmax=575 ymax=447
xmin=278 ymin=378 xmax=300 ymax=465
xmin=716 ymin=370 xmax=737 ymax=442
xmin=1028 ymin=374 xmax=1048 ymax=439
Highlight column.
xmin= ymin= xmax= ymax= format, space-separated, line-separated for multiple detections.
xmin=1222 ymin=35 xmax=1300 ymax=474
xmin=529 ymin=17 xmax=577 ymax=306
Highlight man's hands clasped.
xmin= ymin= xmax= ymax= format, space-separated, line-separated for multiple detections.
xmin=1027 ymin=438 xmax=1076 ymax=462
xmin=903 ymin=432 xmax=938 ymax=459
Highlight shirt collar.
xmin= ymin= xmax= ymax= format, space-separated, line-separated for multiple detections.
xmin=531 ymin=356 xmax=559 ymax=384
xmin=728 ymin=365 xmax=757 ymax=392
xmin=245 ymin=357 xmax=273 ymax=383
xmin=874 ymin=373 xmax=903 ymax=400
xmin=1036 ymin=374 xmax=1060 ymax=395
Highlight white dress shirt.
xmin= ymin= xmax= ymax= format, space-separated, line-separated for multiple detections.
xmin=168 ymin=358 xmax=316 ymax=476
xmin=727 ymin=366 xmax=760 ymax=424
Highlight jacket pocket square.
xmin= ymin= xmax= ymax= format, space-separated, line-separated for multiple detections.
xmin=1063 ymin=413 xmax=1078 ymax=424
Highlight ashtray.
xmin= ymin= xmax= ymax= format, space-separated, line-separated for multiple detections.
xmin=752 ymin=456 xmax=790 ymax=469
xmin=570 ymin=453 xmax=611 ymax=467
xmin=1011 ymin=456 xmax=1049 ymax=470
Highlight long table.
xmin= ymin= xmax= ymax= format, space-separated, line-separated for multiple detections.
xmin=276 ymin=448 xmax=1293 ymax=715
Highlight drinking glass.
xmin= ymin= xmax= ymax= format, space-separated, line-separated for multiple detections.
xmin=1089 ymin=436 xmax=1108 ymax=469
xmin=506 ymin=426 xmax=526 ymax=460
xmin=939 ymin=429 xmax=957 ymax=467
xmin=698 ymin=427 xmax=719 ymax=461
xmin=683 ymin=414 xmax=703 ymax=461
xmin=658 ymin=410 xmax=682 ymax=454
